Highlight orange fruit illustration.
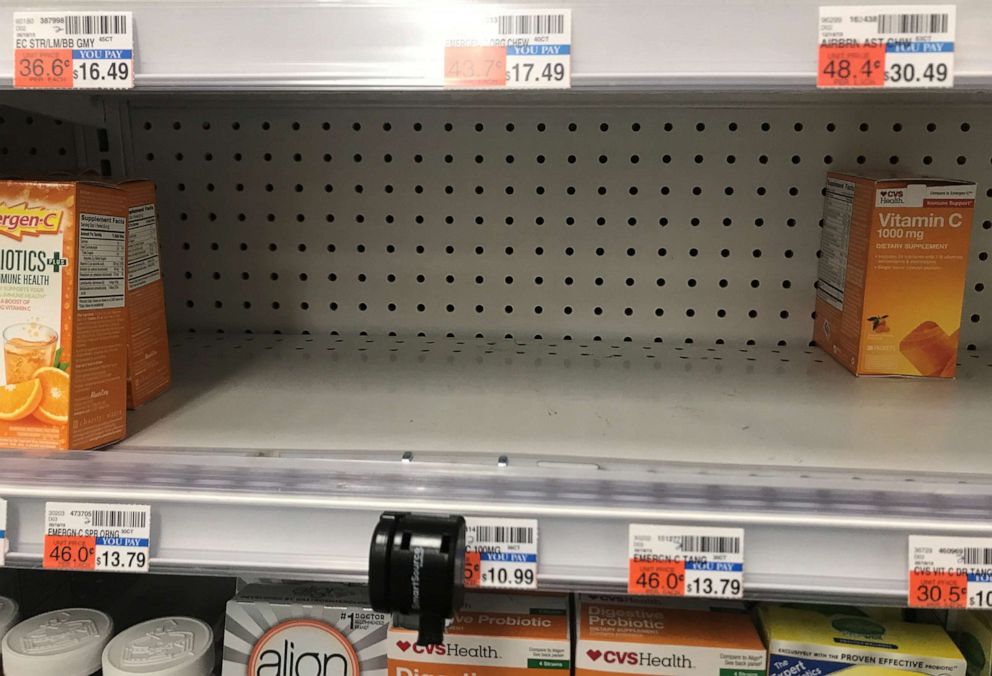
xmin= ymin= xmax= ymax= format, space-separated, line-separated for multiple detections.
xmin=0 ymin=379 xmax=42 ymax=421
xmin=32 ymin=367 xmax=69 ymax=425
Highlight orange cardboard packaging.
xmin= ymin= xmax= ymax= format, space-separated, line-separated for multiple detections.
xmin=813 ymin=172 xmax=976 ymax=377
xmin=389 ymin=592 xmax=570 ymax=676
xmin=119 ymin=180 xmax=170 ymax=408
xmin=0 ymin=180 xmax=127 ymax=449
xmin=575 ymin=594 xmax=766 ymax=676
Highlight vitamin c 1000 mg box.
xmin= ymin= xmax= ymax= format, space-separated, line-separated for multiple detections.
xmin=760 ymin=605 xmax=966 ymax=676
xmin=575 ymin=595 xmax=767 ymax=676
xmin=813 ymin=172 xmax=976 ymax=377
xmin=0 ymin=180 xmax=127 ymax=449
xmin=389 ymin=592 xmax=570 ymax=676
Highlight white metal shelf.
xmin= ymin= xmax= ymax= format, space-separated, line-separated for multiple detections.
xmin=2 ymin=333 xmax=991 ymax=602
xmin=4 ymin=0 xmax=992 ymax=90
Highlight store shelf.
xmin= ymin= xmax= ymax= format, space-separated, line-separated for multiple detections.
xmin=4 ymin=0 xmax=992 ymax=90
xmin=2 ymin=333 xmax=992 ymax=602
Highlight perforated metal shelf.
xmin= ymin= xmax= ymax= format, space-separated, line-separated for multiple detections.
xmin=5 ymin=0 xmax=992 ymax=89
xmin=120 ymin=333 xmax=992 ymax=471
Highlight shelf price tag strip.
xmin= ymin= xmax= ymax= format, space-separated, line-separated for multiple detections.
xmin=817 ymin=5 xmax=955 ymax=88
xmin=12 ymin=11 xmax=134 ymax=89
xmin=444 ymin=8 xmax=571 ymax=89
xmin=0 ymin=498 xmax=6 ymax=566
xmin=628 ymin=524 xmax=744 ymax=598
xmin=464 ymin=517 xmax=538 ymax=589
xmin=44 ymin=502 xmax=150 ymax=572
xmin=909 ymin=535 xmax=992 ymax=608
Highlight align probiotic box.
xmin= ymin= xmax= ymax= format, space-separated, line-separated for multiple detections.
xmin=761 ymin=605 xmax=967 ymax=676
xmin=813 ymin=172 xmax=976 ymax=377
xmin=388 ymin=592 xmax=570 ymax=676
xmin=222 ymin=582 xmax=390 ymax=676
xmin=575 ymin=594 xmax=766 ymax=676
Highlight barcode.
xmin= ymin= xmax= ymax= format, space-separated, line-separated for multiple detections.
xmin=876 ymin=13 xmax=948 ymax=34
xmin=496 ymin=14 xmax=565 ymax=35
xmin=960 ymin=548 xmax=992 ymax=566
xmin=474 ymin=525 xmax=534 ymax=545
xmin=64 ymin=14 xmax=128 ymax=35
xmin=663 ymin=535 xmax=741 ymax=554
xmin=91 ymin=509 xmax=146 ymax=529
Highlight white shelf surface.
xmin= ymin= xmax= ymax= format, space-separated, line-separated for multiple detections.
xmin=0 ymin=333 xmax=991 ymax=602
xmin=4 ymin=0 xmax=992 ymax=90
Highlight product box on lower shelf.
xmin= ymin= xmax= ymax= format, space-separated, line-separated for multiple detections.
xmin=222 ymin=582 xmax=390 ymax=676
xmin=813 ymin=172 xmax=976 ymax=377
xmin=760 ymin=605 xmax=967 ymax=676
xmin=118 ymin=179 xmax=170 ymax=409
xmin=947 ymin=611 xmax=992 ymax=676
xmin=389 ymin=592 xmax=571 ymax=676
xmin=0 ymin=180 xmax=128 ymax=449
xmin=574 ymin=594 xmax=766 ymax=676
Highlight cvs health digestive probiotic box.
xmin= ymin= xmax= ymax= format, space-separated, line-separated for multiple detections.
xmin=760 ymin=605 xmax=966 ymax=676
xmin=575 ymin=594 xmax=766 ymax=676
xmin=0 ymin=180 xmax=127 ymax=449
xmin=388 ymin=592 xmax=570 ymax=676
xmin=222 ymin=582 xmax=390 ymax=676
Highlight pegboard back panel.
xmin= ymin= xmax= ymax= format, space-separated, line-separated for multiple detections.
xmin=0 ymin=106 xmax=80 ymax=174
xmin=128 ymin=94 xmax=991 ymax=348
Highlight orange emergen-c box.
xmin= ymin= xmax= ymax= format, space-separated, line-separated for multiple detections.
xmin=0 ymin=180 xmax=127 ymax=449
xmin=575 ymin=595 xmax=767 ymax=676
xmin=119 ymin=180 xmax=170 ymax=408
xmin=814 ymin=172 xmax=976 ymax=377
xmin=388 ymin=592 xmax=570 ymax=676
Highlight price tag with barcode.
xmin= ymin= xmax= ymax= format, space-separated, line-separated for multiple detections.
xmin=909 ymin=535 xmax=992 ymax=608
xmin=628 ymin=525 xmax=744 ymax=598
xmin=444 ymin=8 xmax=571 ymax=89
xmin=0 ymin=498 xmax=7 ymax=566
xmin=464 ymin=517 xmax=538 ymax=589
xmin=818 ymin=5 xmax=955 ymax=88
xmin=13 ymin=11 xmax=134 ymax=89
xmin=44 ymin=502 xmax=150 ymax=572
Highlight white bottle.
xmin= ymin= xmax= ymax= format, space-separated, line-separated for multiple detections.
xmin=0 ymin=595 xmax=21 ymax=673
xmin=1 ymin=608 xmax=113 ymax=676
xmin=102 ymin=617 xmax=213 ymax=676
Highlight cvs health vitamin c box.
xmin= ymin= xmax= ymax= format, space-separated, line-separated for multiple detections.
xmin=760 ymin=605 xmax=966 ymax=676
xmin=118 ymin=179 xmax=170 ymax=408
xmin=222 ymin=582 xmax=390 ymax=676
xmin=388 ymin=592 xmax=570 ymax=676
xmin=575 ymin=594 xmax=766 ymax=676
xmin=813 ymin=172 xmax=976 ymax=377
xmin=0 ymin=180 xmax=127 ymax=449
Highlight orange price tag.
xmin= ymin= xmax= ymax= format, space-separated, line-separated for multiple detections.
xmin=464 ymin=551 xmax=481 ymax=588
xmin=909 ymin=570 xmax=967 ymax=608
xmin=43 ymin=534 xmax=97 ymax=571
xmin=444 ymin=47 xmax=506 ymax=88
xmin=14 ymin=49 xmax=73 ymax=89
xmin=817 ymin=45 xmax=886 ymax=87
xmin=628 ymin=559 xmax=686 ymax=596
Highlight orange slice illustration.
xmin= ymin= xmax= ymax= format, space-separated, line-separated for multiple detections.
xmin=32 ymin=367 xmax=69 ymax=425
xmin=0 ymin=379 xmax=42 ymax=421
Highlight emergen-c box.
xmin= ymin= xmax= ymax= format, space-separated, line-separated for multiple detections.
xmin=222 ymin=582 xmax=390 ymax=676
xmin=813 ymin=172 xmax=976 ymax=376
xmin=118 ymin=179 xmax=170 ymax=408
xmin=389 ymin=592 xmax=570 ymax=676
xmin=575 ymin=594 xmax=766 ymax=676
xmin=0 ymin=180 xmax=127 ymax=449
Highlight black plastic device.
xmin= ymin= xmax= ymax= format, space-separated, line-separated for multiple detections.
xmin=368 ymin=512 xmax=467 ymax=646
